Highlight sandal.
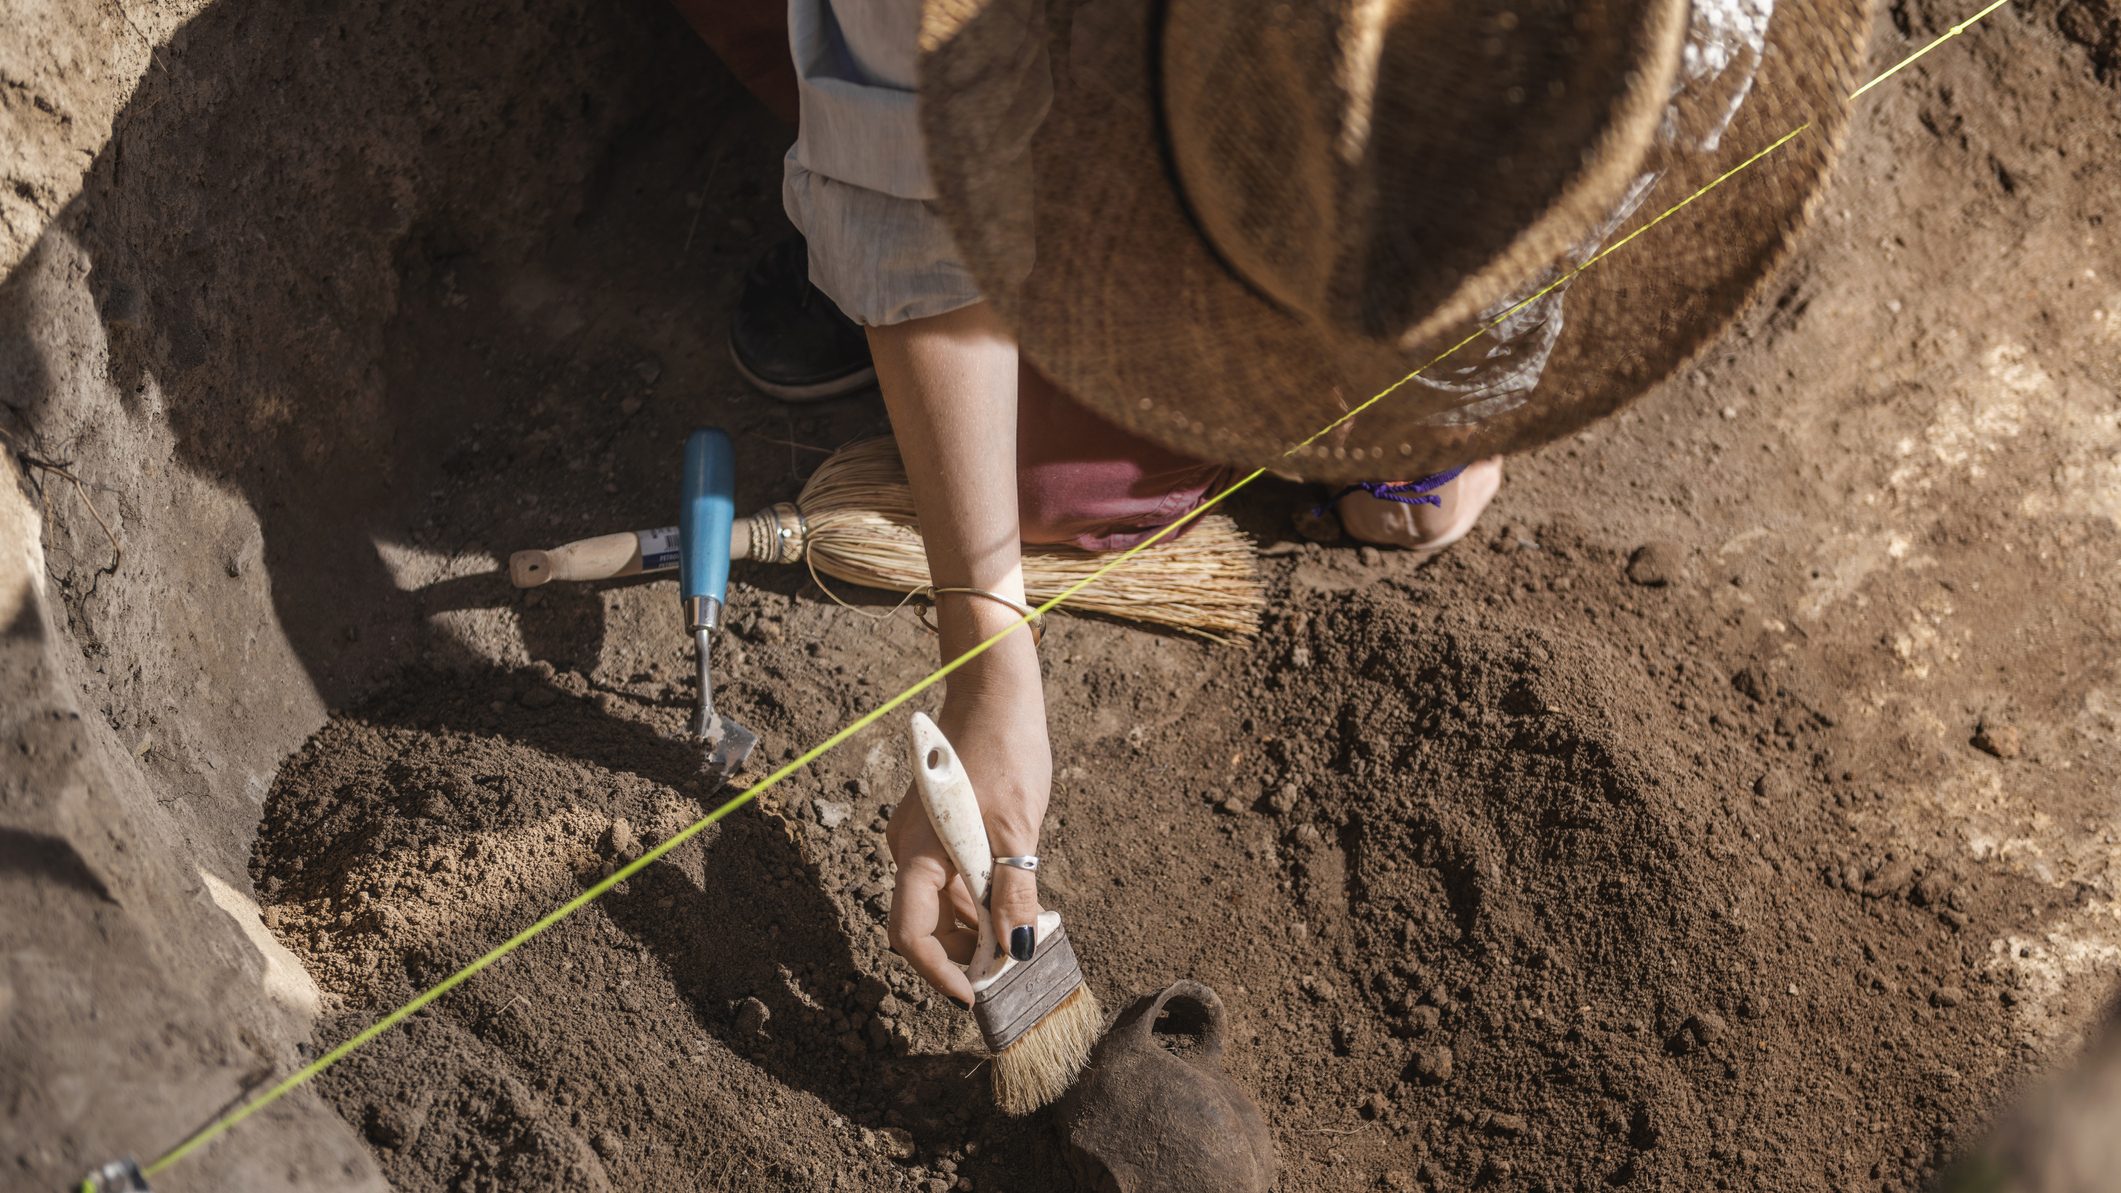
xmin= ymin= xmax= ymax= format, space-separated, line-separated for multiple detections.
xmin=1331 ymin=457 xmax=1503 ymax=562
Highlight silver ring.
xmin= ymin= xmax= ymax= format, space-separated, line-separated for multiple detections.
xmin=993 ymin=855 xmax=1039 ymax=872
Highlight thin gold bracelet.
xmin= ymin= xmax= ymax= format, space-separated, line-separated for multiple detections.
xmin=916 ymin=585 xmax=1045 ymax=646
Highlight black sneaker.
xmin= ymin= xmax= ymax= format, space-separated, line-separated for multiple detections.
xmin=728 ymin=234 xmax=877 ymax=402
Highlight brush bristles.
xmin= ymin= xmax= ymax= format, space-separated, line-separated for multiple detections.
xmin=797 ymin=438 xmax=1262 ymax=638
xmin=989 ymin=982 xmax=1103 ymax=1116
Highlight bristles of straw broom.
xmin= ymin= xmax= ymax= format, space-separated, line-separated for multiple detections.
xmin=792 ymin=437 xmax=1261 ymax=639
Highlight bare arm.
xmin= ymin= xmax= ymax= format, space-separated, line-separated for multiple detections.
xmin=870 ymin=302 xmax=1050 ymax=1002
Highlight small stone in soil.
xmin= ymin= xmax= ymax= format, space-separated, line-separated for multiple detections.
xmin=734 ymin=996 xmax=770 ymax=1039
xmin=1412 ymin=1045 xmax=1454 ymax=1084
xmin=1268 ymin=782 xmax=1299 ymax=815
xmin=1911 ymin=871 xmax=1954 ymax=907
xmin=1971 ymin=721 xmax=2022 ymax=759
xmin=866 ymin=1125 xmax=917 ymax=1161
xmin=1932 ymin=986 xmax=1966 ymax=1008
xmin=592 ymin=1129 xmax=623 ymax=1159
xmin=1626 ymin=541 xmax=1682 ymax=586
xmin=602 ymin=817 xmax=640 ymax=860
xmin=1358 ymin=545 xmax=1383 ymax=568
xmin=813 ymin=799 xmax=854 ymax=829
xmin=1485 ymin=1111 xmax=1527 ymax=1137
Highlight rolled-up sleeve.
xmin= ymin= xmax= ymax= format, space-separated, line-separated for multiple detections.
xmin=783 ymin=0 xmax=983 ymax=326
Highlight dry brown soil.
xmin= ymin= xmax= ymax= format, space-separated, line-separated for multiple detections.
xmin=4 ymin=0 xmax=2116 ymax=1189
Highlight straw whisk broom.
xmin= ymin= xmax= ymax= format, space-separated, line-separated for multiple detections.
xmin=510 ymin=436 xmax=1263 ymax=639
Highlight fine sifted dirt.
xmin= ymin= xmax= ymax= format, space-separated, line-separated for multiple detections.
xmin=252 ymin=517 xmax=2060 ymax=1192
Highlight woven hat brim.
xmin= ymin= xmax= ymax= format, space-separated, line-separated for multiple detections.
xmin=920 ymin=0 xmax=1872 ymax=483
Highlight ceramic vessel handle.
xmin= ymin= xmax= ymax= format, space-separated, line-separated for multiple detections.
xmin=1128 ymin=980 xmax=1227 ymax=1064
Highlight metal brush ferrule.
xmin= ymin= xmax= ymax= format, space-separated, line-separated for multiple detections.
xmin=684 ymin=594 xmax=722 ymax=633
xmin=973 ymin=923 xmax=1084 ymax=1052
xmin=744 ymin=502 xmax=809 ymax=565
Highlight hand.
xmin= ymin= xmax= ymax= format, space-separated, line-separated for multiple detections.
xmin=885 ymin=657 xmax=1051 ymax=1006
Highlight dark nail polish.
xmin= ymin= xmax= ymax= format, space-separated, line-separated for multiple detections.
xmin=952 ymin=996 xmax=972 ymax=1012
xmin=1010 ymin=924 xmax=1036 ymax=962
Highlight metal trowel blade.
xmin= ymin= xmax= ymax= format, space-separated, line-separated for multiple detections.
xmin=695 ymin=709 xmax=759 ymax=788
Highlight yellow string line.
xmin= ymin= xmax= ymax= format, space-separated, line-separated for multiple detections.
xmin=1849 ymin=0 xmax=2010 ymax=99
xmin=141 ymin=5 xmax=2005 ymax=1179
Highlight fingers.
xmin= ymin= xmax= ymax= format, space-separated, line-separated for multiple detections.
xmin=888 ymin=858 xmax=975 ymax=1007
xmin=987 ymin=863 xmax=1045 ymax=963
xmin=944 ymin=873 xmax=980 ymax=931
xmin=933 ymin=892 xmax=978 ymax=966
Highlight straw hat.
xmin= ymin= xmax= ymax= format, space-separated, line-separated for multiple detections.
xmin=918 ymin=0 xmax=1870 ymax=481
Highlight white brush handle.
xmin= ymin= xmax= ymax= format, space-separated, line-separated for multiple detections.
xmin=909 ymin=713 xmax=993 ymax=905
xmin=909 ymin=712 xmax=1011 ymax=989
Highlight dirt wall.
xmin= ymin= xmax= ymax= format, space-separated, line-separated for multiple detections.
xmin=1 ymin=0 xmax=747 ymax=1185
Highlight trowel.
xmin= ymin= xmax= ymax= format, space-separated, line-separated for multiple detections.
xmin=679 ymin=427 xmax=758 ymax=788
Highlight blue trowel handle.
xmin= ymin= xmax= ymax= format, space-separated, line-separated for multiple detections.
xmin=680 ymin=427 xmax=735 ymax=632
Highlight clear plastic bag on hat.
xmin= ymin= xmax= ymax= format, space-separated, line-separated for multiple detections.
xmin=1416 ymin=0 xmax=1775 ymax=427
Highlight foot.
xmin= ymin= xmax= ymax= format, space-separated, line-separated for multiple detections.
xmin=729 ymin=234 xmax=878 ymax=402
xmin=1333 ymin=457 xmax=1503 ymax=561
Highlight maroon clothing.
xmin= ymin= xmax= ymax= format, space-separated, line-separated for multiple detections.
xmin=1016 ymin=371 xmax=1230 ymax=552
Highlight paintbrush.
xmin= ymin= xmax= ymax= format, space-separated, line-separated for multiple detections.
xmin=908 ymin=711 xmax=1101 ymax=1115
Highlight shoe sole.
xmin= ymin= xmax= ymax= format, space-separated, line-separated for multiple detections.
xmin=730 ymin=343 xmax=878 ymax=404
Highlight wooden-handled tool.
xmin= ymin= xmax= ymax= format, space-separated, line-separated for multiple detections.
xmin=507 ymin=436 xmax=1264 ymax=639
xmin=509 ymin=511 xmax=803 ymax=588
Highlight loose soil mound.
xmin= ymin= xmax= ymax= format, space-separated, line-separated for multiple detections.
xmin=252 ymin=522 xmax=2060 ymax=1192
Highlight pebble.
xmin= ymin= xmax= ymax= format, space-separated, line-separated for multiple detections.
xmin=865 ymin=1125 xmax=917 ymax=1161
xmin=1485 ymin=1111 xmax=1527 ymax=1137
xmin=619 ymin=395 xmax=644 ymax=417
xmin=602 ymin=817 xmax=640 ymax=860
xmin=1412 ymin=1045 xmax=1454 ymax=1084
xmin=1863 ymin=856 xmax=1917 ymax=899
xmin=813 ymin=799 xmax=854 ymax=830
xmin=1932 ymin=986 xmax=1966 ymax=1009
xmin=363 ymin=1102 xmax=423 ymax=1149
xmin=1268 ymin=782 xmax=1300 ymax=815
xmin=1358 ymin=545 xmax=1383 ymax=568
xmin=1217 ymin=794 xmax=1251 ymax=816
xmin=1972 ymin=721 xmax=2023 ymax=759
xmin=591 ymin=1129 xmax=623 ymax=1159
xmin=1754 ymin=770 xmax=1795 ymax=803
xmin=734 ymin=996 xmax=770 ymax=1039
xmin=1626 ymin=541 xmax=1682 ymax=586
